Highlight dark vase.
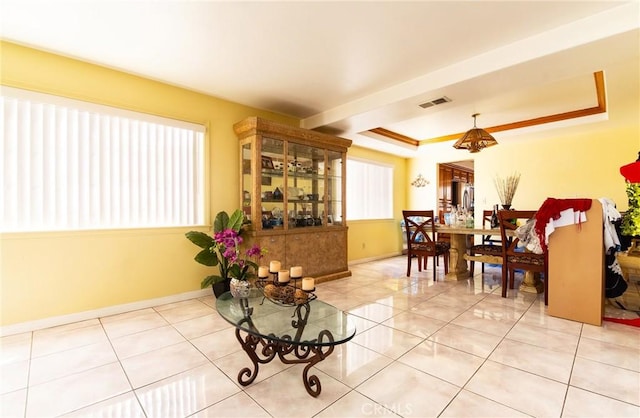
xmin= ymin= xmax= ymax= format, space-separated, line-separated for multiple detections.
xmin=211 ymin=278 xmax=231 ymax=298
xmin=502 ymin=204 xmax=511 ymax=210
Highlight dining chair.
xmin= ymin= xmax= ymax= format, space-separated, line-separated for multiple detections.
xmin=468 ymin=210 xmax=503 ymax=276
xmin=498 ymin=210 xmax=549 ymax=304
xmin=402 ymin=210 xmax=450 ymax=280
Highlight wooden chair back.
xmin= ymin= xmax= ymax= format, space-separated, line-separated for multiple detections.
xmin=497 ymin=210 xmax=549 ymax=303
xmin=481 ymin=210 xmax=501 ymax=245
xmin=402 ymin=210 xmax=449 ymax=280
xmin=403 ymin=210 xmax=437 ymax=248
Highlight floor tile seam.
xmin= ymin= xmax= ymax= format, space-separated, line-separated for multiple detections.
xmin=459 ymin=294 xmax=529 ymax=322
xmin=58 ymin=389 xmax=144 ymax=418
xmin=342 ymin=388 xmax=404 ymax=417
xmin=357 ymin=322 xmax=431 ymax=345
xmin=393 ymin=354 xmax=468 ymax=396
xmin=566 ymin=384 xmax=640 ymax=408
xmin=423 ymin=336 xmax=494 ymax=360
xmin=459 ymin=385 xmax=537 ymax=418
xmin=24 ymin=358 xmax=128 ymax=393
xmin=103 ymin=321 xmax=178 ymax=344
xmin=477 ymin=297 xmax=536 ymax=313
xmin=121 ymin=340 xmax=215 ymax=388
xmin=182 ymin=325 xmax=277 ymax=387
xmin=505 ymin=321 xmax=580 ymax=358
xmin=481 ymin=357 xmax=574 ymax=389
xmin=106 ymin=324 xmax=192 ymax=362
xmin=151 ymin=298 xmax=217 ymax=312
xmin=154 ymin=309 xmax=220 ymax=326
xmin=383 ymin=316 xmax=448 ymax=340
xmin=402 ymin=306 xmax=462 ymax=323
xmin=98 ymin=308 xmax=159 ymax=325
xmin=437 ymin=386 xmax=467 ymax=418
xmin=578 ymin=333 xmax=640 ymax=352
xmin=99 ymin=309 xmax=170 ymax=326
xmin=31 ymin=320 xmax=101 ymax=337
xmin=128 ymin=355 xmax=213 ymax=393
xmin=29 ymin=334 xmax=112 ymax=361
xmin=26 ymin=346 xmax=122 ymax=388
xmin=151 ymin=297 xmax=212 ymax=311
xmin=345 ymin=311 xmax=386 ymax=324
xmin=500 ymin=334 xmax=579 ymax=358
xmin=577 ymin=333 xmax=640 ymax=356
xmin=18 ymin=342 xmax=33 ymax=418
xmin=189 ymin=389 xmax=268 ymax=418
xmin=573 ymin=352 xmax=640 ymax=375
xmin=347 ymin=339 xmax=399 ymax=362
xmin=486 ymin=349 xmax=574 ymax=385
xmin=312 ymin=390 xmax=355 ymax=418
xmin=28 ymin=328 xmax=114 ymax=363
xmin=421 ymin=337 xmax=488 ymax=364
xmin=452 ymin=310 xmax=529 ymax=391
xmin=567 ymin=379 xmax=640 ymax=408
xmin=211 ymin=349 xmax=297 ymax=392
xmin=515 ymin=316 xmax=584 ymax=336
xmin=463 ymin=360 xmax=569 ymax=418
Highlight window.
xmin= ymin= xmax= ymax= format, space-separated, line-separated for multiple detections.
xmin=346 ymin=157 xmax=393 ymax=220
xmin=1 ymin=87 xmax=205 ymax=232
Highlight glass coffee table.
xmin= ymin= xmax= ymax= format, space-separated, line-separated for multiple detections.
xmin=216 ymin=289 xmax=356 ymax=397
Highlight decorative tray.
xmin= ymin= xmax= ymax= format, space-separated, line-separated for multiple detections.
xmin=255 ymin=277 xmax=317 ymax=306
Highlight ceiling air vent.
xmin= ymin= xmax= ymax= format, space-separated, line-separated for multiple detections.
xmin=419 ymin=96 xmax=451 ymax=109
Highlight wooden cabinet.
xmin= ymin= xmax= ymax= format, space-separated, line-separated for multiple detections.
xmin=234 ymin=117 xmax=352 ymax=282
xmin=438 ymin=163 xmax=473 ymax=219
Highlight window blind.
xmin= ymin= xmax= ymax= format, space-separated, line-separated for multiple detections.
xmin=1 ymin=87 xmax=205 ymax=232
xmin=346 ymin=157 xmax=393 ymax=220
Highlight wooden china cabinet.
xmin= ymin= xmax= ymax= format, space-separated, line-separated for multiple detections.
xmin=233 ymin=117 xmax=352 ymax=283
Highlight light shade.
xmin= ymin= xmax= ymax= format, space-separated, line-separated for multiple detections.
xmin=453 ymin=114 xmax=498 ymax=153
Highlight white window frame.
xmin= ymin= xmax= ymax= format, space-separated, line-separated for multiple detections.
xmin=346 ymin=157 xmax=394 ymax=221
xmin=1 ymin=86 xmax=206 ymax=232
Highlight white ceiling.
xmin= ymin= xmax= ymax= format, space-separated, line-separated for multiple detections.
xmin=1 ymin=1 xmax=639 ymax=156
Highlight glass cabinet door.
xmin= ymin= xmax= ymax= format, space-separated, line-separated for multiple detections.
xmin=241 ymin=142 xmax=253 ymax=222
xmin=287 ymin=142 xmax=325 ymax=228
xmin=260 ymin=137 xmax=285 ymax=229
xmin=326 ymin=150 xmax=343 ymax=226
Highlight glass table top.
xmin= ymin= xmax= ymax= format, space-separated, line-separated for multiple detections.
xmin=216 ymin=289 xmax=356 ymax=347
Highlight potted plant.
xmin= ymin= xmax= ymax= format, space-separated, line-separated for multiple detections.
xmin=186 ymin=209 xmax=263 ymax=298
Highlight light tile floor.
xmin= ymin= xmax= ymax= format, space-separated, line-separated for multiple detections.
xmin=2 ymin=257 xmax=640 ymax=417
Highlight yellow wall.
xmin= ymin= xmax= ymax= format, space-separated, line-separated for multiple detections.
xmin=0 ymin=41 xmax=297 ymax=326
xmin=347 ymin=146 xmax=407 ymax=261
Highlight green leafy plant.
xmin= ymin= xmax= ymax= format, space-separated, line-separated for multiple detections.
xmin=621 ymin=183 xmax=640 ymax=236
xmin=186 ymin=209 xmax=263 ymax=288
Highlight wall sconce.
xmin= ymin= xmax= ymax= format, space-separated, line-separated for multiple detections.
xmin=411 ymin=174 xmax=429 ymax=188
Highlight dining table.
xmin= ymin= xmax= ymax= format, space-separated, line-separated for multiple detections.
xmin=435 ymin=225 xmax=543 ymax=294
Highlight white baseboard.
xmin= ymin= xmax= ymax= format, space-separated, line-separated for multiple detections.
xmin=0 ymin=288 xmax=212 ymax=337
xmin=349 ymin=252 xmax=402 ymax=265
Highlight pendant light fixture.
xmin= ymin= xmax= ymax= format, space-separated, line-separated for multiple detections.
xmin=453 ymin=113 xmax=498 ymax=153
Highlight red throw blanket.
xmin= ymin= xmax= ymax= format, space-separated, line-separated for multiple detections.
xmin=534 ymin=198 xmax=593 ymax=252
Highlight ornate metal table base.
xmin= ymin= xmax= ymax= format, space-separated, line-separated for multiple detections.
xmin=234 ymin=303 xmax=335 ymax=397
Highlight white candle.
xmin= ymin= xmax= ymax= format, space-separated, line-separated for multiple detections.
xmin=269 ymin=260 xmax=281 ymax=273
xmin=278 ymin=270 xmax=290 ymax=283
xmin=258 ymin=265 xmax=269 ymax=278
xmin=302 ymin=277 xmax=315 ymax=291
xmin=290 ymin=266 xmax=303 ymax=278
